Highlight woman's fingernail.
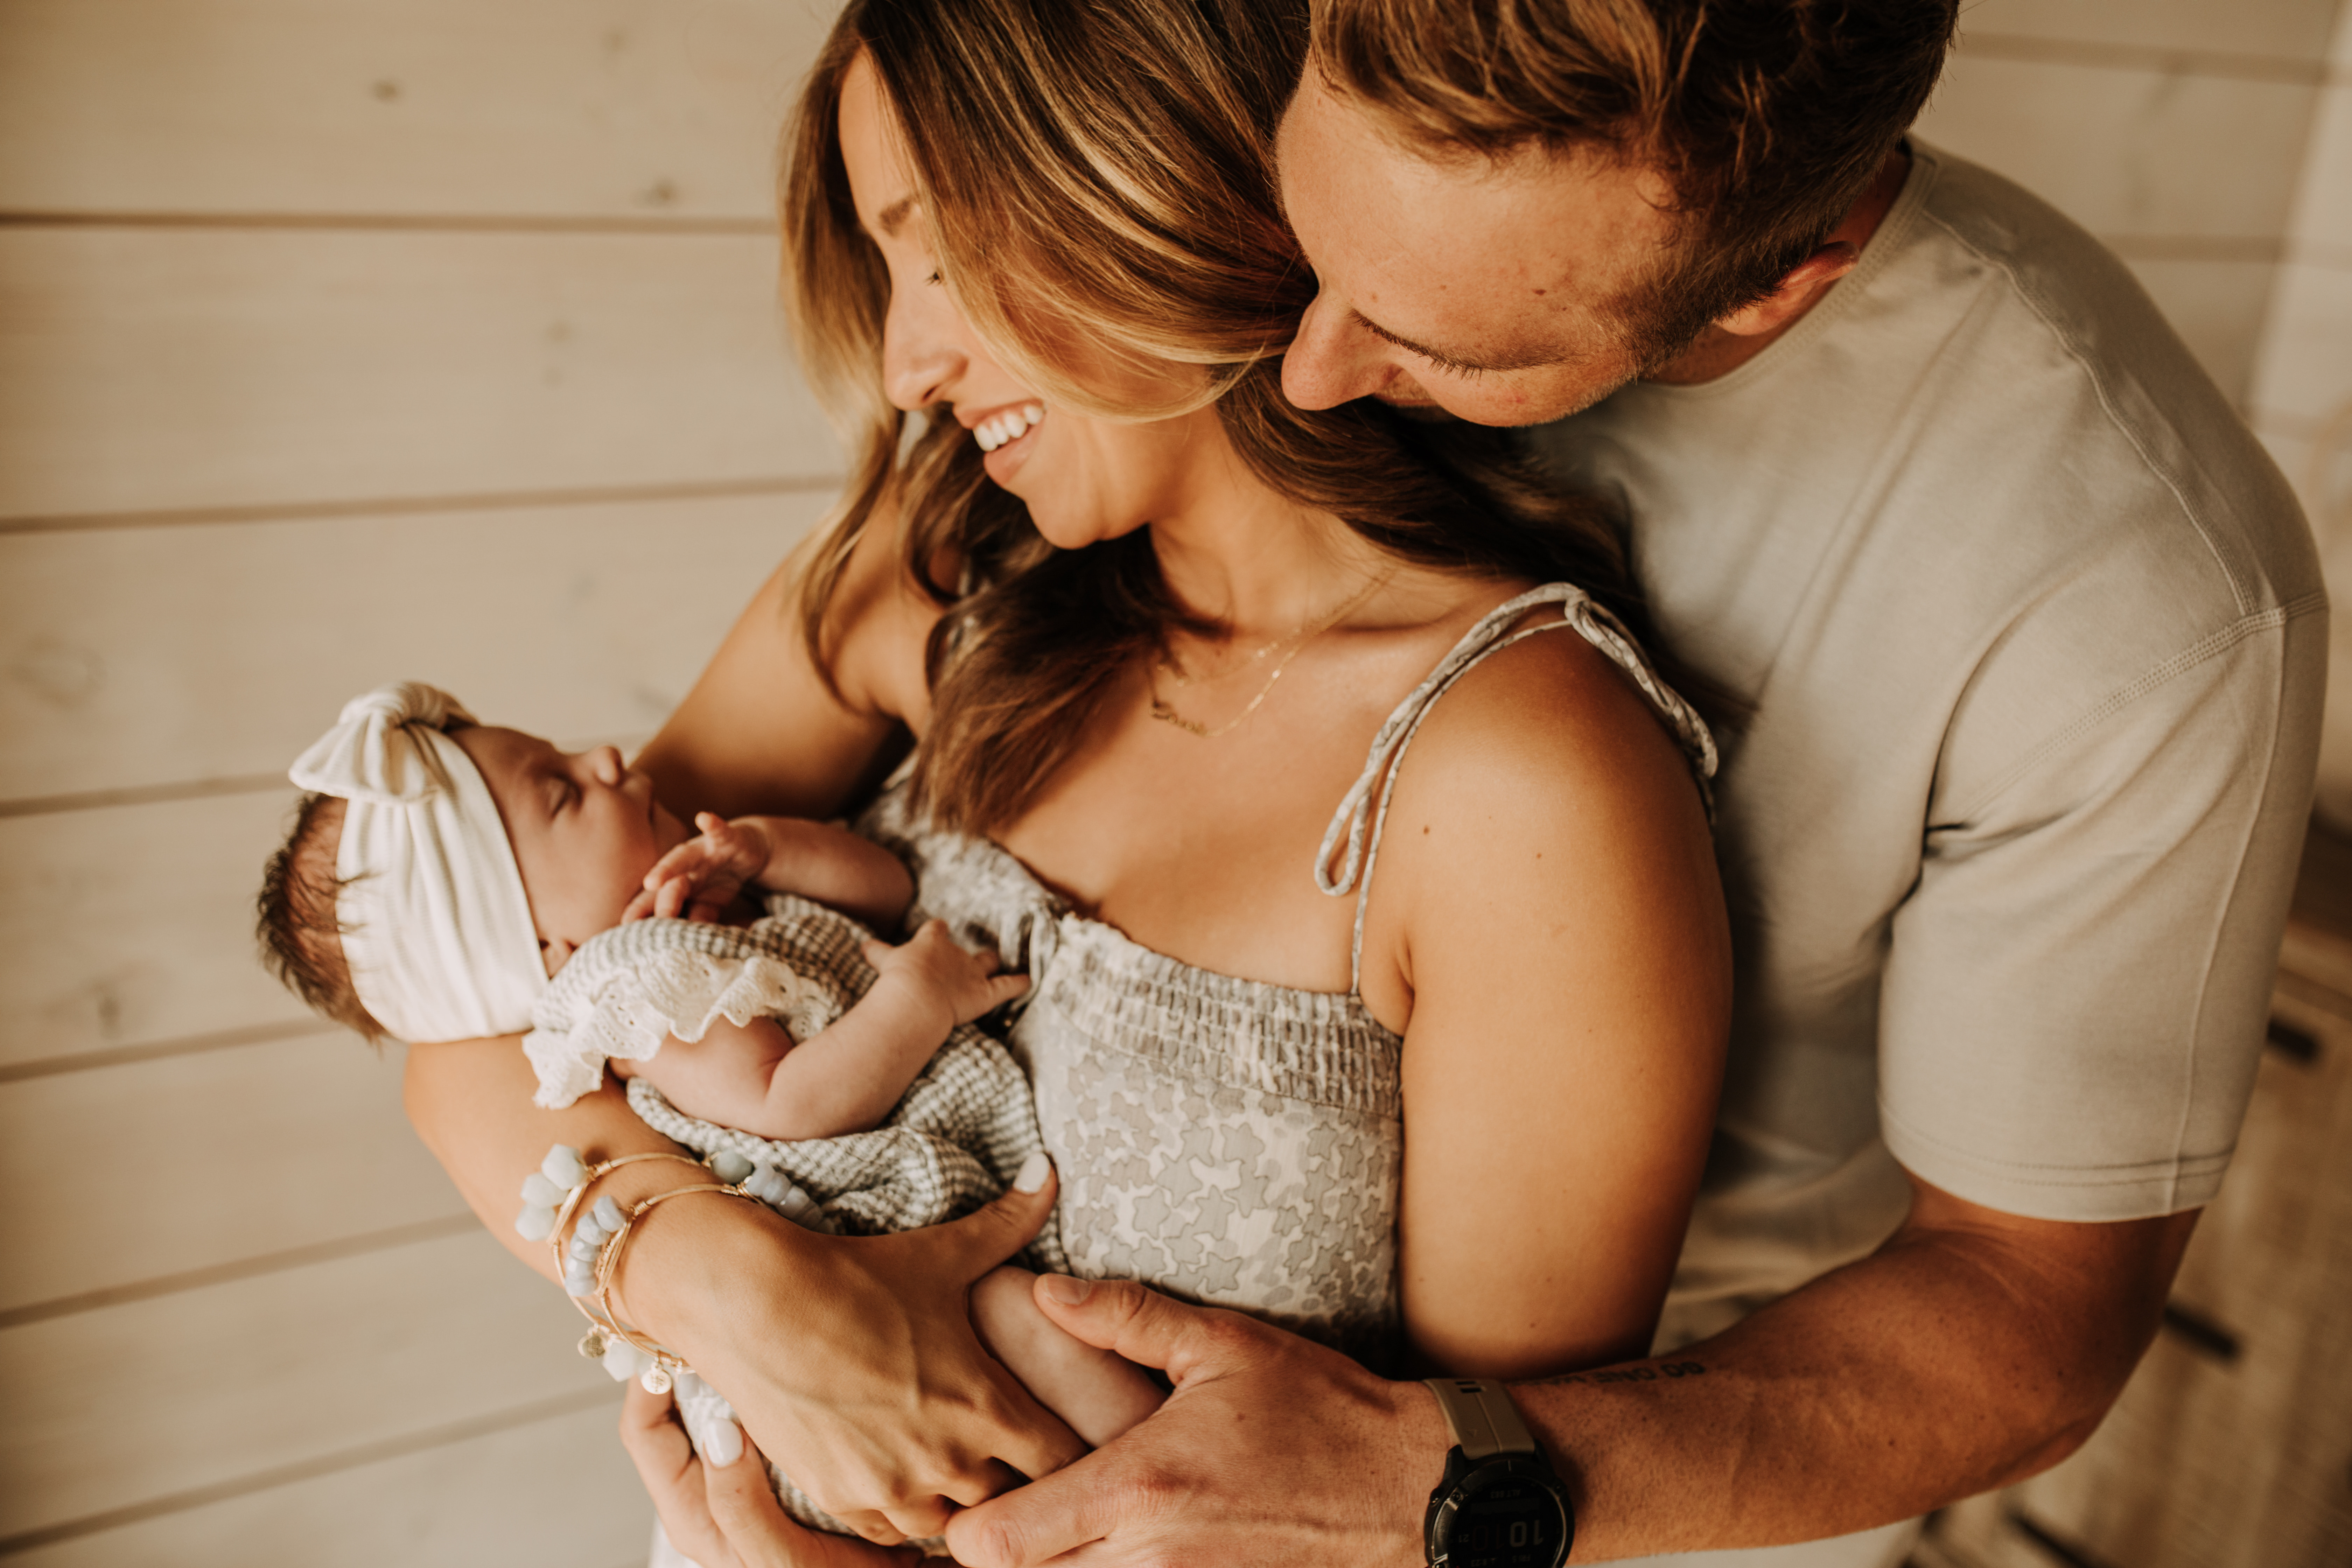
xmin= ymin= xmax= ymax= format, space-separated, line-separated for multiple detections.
xmin=1013 ymin=1152 xmax=1052 ymax=1193
xmin=705 ymin=1419 xmax=744 ymax=1467
xmin=1040 ymin=1275 xmax=1093 ymax=1306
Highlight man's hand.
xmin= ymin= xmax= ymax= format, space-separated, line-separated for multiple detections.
xmin=945 ymin=1278 xmax=1442 ymax=1568
xmin=943 ymin=1176 xmax=2201 ymax=1565
xmin=629 ymin=1158 xmax=1090 ymax=1545
xmin=632 ymin=811 xmax=777 ymax=923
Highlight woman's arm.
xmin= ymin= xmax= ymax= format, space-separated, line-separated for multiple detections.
xmin=404 ymin=1035 xmax=1086 ymax=1541
xmin=634 ymin=520 xmax=940 ymax=821
xmin=1366 ymin=629 xmax=1732 ymax=1377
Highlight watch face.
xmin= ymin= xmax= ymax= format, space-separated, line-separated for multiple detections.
xmin=1430 ymin=1458 xmax=1572 ymax=1568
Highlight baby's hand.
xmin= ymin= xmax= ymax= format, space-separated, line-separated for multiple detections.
xmin=627 ymin=812 xmax=772 ymax=925
xmin=862 ymin=920 xmax=1030 ymax=1028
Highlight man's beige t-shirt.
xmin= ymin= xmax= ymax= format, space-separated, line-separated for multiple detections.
xmin=1535 ymin=143 xmax=2329 ymax=1344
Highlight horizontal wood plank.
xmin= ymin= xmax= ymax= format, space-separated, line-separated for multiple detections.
xmin=8 ymin=1398 xmax=647 ymax=1568
xmin=0 ymin=1037 xmax=471 ymax=1316
xmin=1958 ymin=1 xmax=2345 ymax=65
xmin=1918 ymin=56 xmax=2322 ymax=241
xmin=0 ymin=227 xmax=837 ymax=521
xmin=0 ymin=488 xmax=828 ymax=803
xmin=0 ymin=1230 xmax=612 ymax=1541
xmin=0 ymin=0 xmax=837 ymax=221
xmin=0 ymin=790 xmax=325 ymax=1065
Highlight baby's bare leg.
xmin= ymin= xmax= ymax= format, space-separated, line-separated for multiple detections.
xmin=971 ymin=1266 xmax=1164 ymax=1449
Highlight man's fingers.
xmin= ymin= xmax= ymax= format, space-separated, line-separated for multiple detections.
xmin=945 ymin=1448 xmax=1124 ymax=1568
xmin=1029 ymin=1276 xmax=1256 ymax=1384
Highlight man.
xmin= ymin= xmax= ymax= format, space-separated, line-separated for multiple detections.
xmin=916 ymin=2 xmax=2325 ymax=1564
xmin=573 ymin=1 xmax=2323 ymax=1562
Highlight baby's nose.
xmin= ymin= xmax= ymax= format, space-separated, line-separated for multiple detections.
xmin=587 ymin=745 xmax=625 ymax=784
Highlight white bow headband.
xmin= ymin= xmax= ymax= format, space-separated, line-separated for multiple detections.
xmin=289 ymin=682 xmax=547 ymax=1043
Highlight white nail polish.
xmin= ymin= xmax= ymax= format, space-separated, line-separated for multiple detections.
xmin=706 ymin=1418 xmax=744 ymax=1467
xmin=1013 ymin=1151 xmax=1052 ymax=1193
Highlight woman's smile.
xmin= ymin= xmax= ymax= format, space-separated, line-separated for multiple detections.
xmin=964 ymin=399 xmax=1047 ymax=483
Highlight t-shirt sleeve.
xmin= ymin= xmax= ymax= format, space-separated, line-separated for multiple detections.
xmin=1876 ymin=602 xmax=2327 ymax=1221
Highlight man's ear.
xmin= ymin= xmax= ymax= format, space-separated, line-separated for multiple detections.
xmin=1714 ymin=240 xmax=1861 ymax=338
xmin=541 ymin=936 xmax=575 ymax=977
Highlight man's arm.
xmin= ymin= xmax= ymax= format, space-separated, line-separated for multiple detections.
xmin=944 ymin=1169 xmax=2198 ymax=1565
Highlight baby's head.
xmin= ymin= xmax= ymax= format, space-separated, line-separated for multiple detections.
xmin=257 ymin=683 xmax=690 ymax=1043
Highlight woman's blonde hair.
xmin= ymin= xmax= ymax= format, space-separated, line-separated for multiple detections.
xmin=783 ymin=0 xmax=1656 ymax=832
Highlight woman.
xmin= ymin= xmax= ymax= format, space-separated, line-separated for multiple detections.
xmin=406 ymin=0 xmax=1728 ymax=1554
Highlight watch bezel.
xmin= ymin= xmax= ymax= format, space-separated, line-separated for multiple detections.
xmin=1425 ymin=1449 xmax=1574 ymax=1568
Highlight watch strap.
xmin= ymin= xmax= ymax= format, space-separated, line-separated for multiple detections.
xmin=1423 ymin=1377 xmax=1535 ymax=1461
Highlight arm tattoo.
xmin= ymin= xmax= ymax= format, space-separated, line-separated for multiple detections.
xmin=1536 ymin=1360 xmax=1708 ymax=1388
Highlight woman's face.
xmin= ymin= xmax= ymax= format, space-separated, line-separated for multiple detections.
xmin=836 ymin=52 xmax=1227 ymax=550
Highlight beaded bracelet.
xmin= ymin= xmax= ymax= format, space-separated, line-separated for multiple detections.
xmin=516 ymin=1144 xmax=814 ymax=1393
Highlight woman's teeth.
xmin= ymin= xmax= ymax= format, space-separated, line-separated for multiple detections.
xmin=974 ymin=403 xmax=1045 ymax=452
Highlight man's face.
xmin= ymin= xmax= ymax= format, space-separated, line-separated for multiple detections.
xmin=1276 ymin=70 xmax=1681 ymax=427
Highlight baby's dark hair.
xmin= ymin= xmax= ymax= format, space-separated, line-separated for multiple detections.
xmin=256 ymin=793 xmax=389 ymax=1042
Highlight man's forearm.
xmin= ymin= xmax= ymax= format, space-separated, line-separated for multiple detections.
xmin=1514 ymin=1196 xmax=2198 ymax=1558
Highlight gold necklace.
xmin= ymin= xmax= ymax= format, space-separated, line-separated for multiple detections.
xmin=1149 ymin=571 xmax=1393 ymax=739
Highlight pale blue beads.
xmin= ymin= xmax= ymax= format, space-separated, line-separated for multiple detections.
xmin=709 ymin=1149 xmax=753 ymax=1184
xmin=513 ymin=1145 xmax=588 ymax=1240
xmin=564 ymin=1192 xmax=625 ymax=1297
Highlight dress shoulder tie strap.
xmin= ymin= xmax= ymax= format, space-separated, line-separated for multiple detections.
xmin=1315 ymin=582 xmax=1719 ymax=993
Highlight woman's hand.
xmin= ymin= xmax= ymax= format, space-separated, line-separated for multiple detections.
xmin=621 ymin=1381 xmax=924 ymax=1568
xmin=631 ymin=812 xmax=776 ymax=923
xmin=626 ymin=1157 xmax=1089 ymax=1544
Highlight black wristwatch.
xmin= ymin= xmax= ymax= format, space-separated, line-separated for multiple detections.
xmin=1422 ymin=1377 xmax=1575 ymax=1568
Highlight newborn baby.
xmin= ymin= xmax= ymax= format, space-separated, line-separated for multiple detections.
xmin=257 ymin=682 xmax=1158 ymax=1529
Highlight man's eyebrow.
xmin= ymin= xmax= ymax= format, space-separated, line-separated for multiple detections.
xmin=1349 ymin=308 xmax=1561 ymax=374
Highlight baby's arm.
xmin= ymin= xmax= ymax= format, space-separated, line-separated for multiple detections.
xmin=618 ymin=922 xmax=1026 ymax=1143
xmin=633 ymin=814 xmax=914 ymax=931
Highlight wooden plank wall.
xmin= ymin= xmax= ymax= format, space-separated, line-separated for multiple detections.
xmin=1 ymin=0 xmax=2338 ymax=1564
xmin=0 ymin=2 xmax=842 ymax=1562
xmin=1916 ymin=0 xmax=2347 ymax=408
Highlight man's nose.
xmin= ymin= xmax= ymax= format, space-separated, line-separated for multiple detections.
xmin=1280 ymin=291 xmax=1392 ymax=410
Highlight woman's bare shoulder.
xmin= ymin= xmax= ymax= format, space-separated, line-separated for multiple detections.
xmin=1397 ymin=617 xmax=1706 ymax=834
xmin=1360 ymin=613 xmax=1721 ymax=992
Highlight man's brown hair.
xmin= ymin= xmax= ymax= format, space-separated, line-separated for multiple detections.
xmin=1313 ymin=0 xmax=1959 ymax=360
xmin=256 ymin=793 xmax=389 ymax=1042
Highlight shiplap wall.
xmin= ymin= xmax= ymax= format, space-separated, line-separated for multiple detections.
xmin=2245 ymin=9 xmax=2352 ymax=829
xmin=0 ymin=1 xmax=841 ymax=1563
xmin=1 ymin=1 xmax=2343 ymax=1564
